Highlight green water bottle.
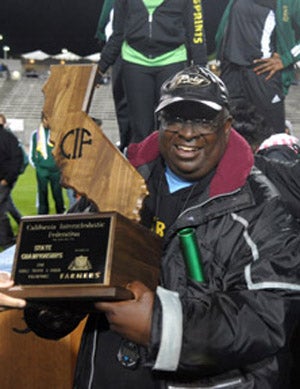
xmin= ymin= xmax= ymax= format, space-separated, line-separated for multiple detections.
xmin=178 ymin=228 xmax=205 ymax=282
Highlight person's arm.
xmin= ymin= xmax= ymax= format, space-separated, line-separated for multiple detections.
xmin=150 ymin=197 xmax=299 ymax=373
xmin=183 ymin=0 xmax=207 ymax=66
xmin=3 ymin=133 xmax=23 ymax=186
xmin=254 ymin=3 xmax=300 ymax=79
xmin=95 ymin=281 xmax=154 ymax=346
xmin=98 ymin=0 xmax=126 ymax=74
xmin=253 ymin=52 xmax=284 ymax=80
xmin=275 ymin=1 xmax=300 ymax=69
xmin=254 ymin=155 xmax=300 ymax=219
xmin=29 ymin=131 xmax=37 ymax=168
xmin=95 ymin=0 xmax=115 ymax=42
xmin=93 ymin=195 xmax=300 ymax=374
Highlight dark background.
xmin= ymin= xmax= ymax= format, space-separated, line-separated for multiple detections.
xmin=0 ymin=0 xmax=228 ymax=57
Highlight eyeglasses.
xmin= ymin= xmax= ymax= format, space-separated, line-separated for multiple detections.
xmin=160 ymin=114 xmax=221 ymax=136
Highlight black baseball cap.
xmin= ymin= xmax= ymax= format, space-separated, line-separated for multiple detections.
xmin=155 ymin=65 xmax=229 ymax=113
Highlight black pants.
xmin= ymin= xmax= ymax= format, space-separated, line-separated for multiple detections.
xmin=112 ymin=56 xmax=131 ymax=151
xmin=122 ymin=61 xmax=186 ymax=143
xmin=0 ymin=183 xmax=15 ymax=246
xmin=220 ymin=61 xmax=285 ymax=133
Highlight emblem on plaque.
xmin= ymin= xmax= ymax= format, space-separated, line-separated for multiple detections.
xmin=68 ymin=256 xmax=92 ymax=271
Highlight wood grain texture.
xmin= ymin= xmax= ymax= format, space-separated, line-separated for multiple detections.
xmin=0 ymin=310 xmax=86 ymax=389
xmin=42 ymin=64 xmax=148 ymax=221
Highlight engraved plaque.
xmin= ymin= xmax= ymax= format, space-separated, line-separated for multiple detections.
xmin=7 ymin=212 xmax=162 ymax=301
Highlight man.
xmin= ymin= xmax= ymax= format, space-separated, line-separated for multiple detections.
xmin=215 ymin=0 xmax=300 ymax=133
xmin=0 ymin=114 xmax=23 ymax=248
xmin=29 ymin=113 xmax=65 ymax=215
xmin=24 ymin=66 xmax=300 ymax=388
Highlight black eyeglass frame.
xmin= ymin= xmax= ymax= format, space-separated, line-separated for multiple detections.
xmin=159 ymin=111 xmax=226 ymax=137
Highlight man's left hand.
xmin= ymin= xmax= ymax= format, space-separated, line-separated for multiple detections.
xmin=94 ymin=281 xmax=154 ymax=346
xmin=253 ymin=52 xmax=284 ymax=80
xmin=0 ymin=272 xmax=26 ymax=311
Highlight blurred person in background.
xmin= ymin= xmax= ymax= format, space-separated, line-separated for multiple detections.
xmin=29 ymin=113 xmax=65 ymax=215
xmin=97 ymin=0 xmax=207 ymax=144
xmin=0 ymin=113 xmax=23 ymax=249
xmin=215 ymin=0 xmax=300 ymax=133
xmin=95 ymin=0 xmax=132 ymax=152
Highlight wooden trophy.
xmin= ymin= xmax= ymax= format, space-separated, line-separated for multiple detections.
xmin=7 ymin=64 xmax=162 ymax=301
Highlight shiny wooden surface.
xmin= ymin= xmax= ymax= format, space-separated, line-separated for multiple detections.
xmin=0 ymin=310 xmax=86 ymax=389
xmin=43 ymin=64 xmax=148 ymax=221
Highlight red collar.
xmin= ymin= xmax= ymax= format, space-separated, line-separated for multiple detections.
xmin=127 ymin=129 xmax=254 ymax=197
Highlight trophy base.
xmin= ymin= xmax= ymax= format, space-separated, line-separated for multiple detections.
xmin=10 ymin=212 xmax=162 ymax=302
xmin=5 ymin=285 xmax=133 ymax=301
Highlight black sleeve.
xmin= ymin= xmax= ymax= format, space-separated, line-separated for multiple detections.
xmin=183 ymin=0 xmax=207 ymax=66
xmin=98 ymin=0 xmax=126 ymax=73
xmin=5 ymin=132 xmax=23 ymax=185
xmin=254 ymin=155 xmax=300 ymax=219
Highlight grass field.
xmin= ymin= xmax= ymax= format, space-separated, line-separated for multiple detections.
xmin=10 ymin=165 xmax=69 ymax=235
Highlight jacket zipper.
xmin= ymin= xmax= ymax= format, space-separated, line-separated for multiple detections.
xmin=148 ymin=13 xmax=153 ymax=39
xmin=164 ymin=188 xmax=243 ymax=243
xmin=178 ymin=188 xmax=242 ymax=221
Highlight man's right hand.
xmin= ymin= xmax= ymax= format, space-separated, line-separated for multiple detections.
xmin=253 ymin=52 xmax=284 ymax=80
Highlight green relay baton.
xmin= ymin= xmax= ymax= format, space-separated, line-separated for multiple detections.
xmin=178 ymin=228 xmax=205 ymax=282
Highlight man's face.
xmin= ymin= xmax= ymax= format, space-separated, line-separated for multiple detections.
xmin=159 ymin=106 xmax=232 ymax=181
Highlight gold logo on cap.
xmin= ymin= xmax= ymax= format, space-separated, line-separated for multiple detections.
xmin=170 ymin=73 xmax=210 ymax=90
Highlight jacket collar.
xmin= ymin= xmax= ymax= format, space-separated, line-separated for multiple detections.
xmin=127 ymin=129 xmax=254 ymax=198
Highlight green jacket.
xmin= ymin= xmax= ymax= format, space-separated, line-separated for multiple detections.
xmin=29 ymin=127 xmax=60 ymax=171
xmin=215 ymin=0 xmax=300 ymax=94
xmin=95 ymin=0 xmax=114 ymax=42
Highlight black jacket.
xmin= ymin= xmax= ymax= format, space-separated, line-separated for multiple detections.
xmin=24 ymin=130 xmax=300 ymax=388
xmin=254 ymin=154 xmax=300 ymax=220
xmin=98 ymin=0 xmax=207 ymax=73
xmin=0 ymin=126 xmax=23 ymax=187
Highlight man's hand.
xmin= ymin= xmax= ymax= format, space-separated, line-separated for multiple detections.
xmin=253 ymin=52 xmax=284 ymax=80
xmin=95 ymin=68 xmax=104 ymax=88
xmin=94 ymin=281 xmax=154 ymax=346
xmin=0 ymin=272 xmax=26 ymax=311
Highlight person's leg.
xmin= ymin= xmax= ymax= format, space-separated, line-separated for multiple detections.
xmin=220 ymin=61 xmax=285 ymax=133
xmin=219 ymin=60 xmax=246 ymax=102
xmin=155 ymin=62 xmax=186 ymax=103
xmin=242 ymin=67 xmax=285 ymax=133
xmin=122 ymin=61 xmax=157 ymax=143
xmin=112 ymin=56 xmax=131 ymax=151
xmin=36 ymin=168 xmax=49 ymax=214
xmin=6 ymin=194 xmax=22 ymax=224
xmin=0 ymin=185 xmax=15 ymax=246
xmin=49 ymin=170 xmax=65 ymax=214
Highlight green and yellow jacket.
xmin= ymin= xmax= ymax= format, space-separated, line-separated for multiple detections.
xmin=215 ymin=0 xmax=300 ymax=94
